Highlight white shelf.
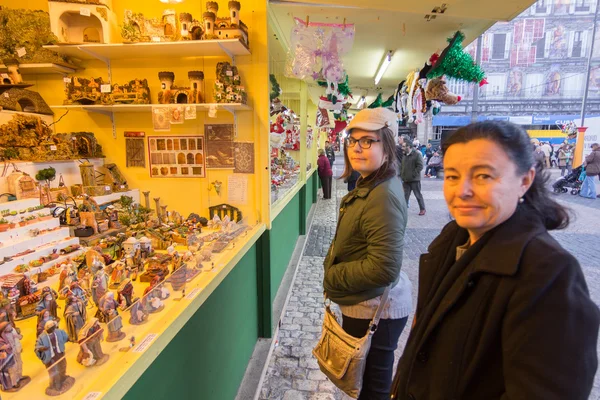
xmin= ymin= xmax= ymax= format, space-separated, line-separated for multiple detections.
xmin=0 ymin=228 xmax=70 ymax=259
xmin=0 ymin=198 xmax=41 ymax=213
xmin=89 ymin=189 xmax=140 ymax=206
xmin=50 ymin=103 xmax=251 ymax=114
xmin=0 ymin=236 xmax=80 ymax=274
xmin=0 ymin=63 xmax=79 ymax=75
xmin=22 ymin=249 xmax=85 ymax=278
xmin=44 ymin=39 xmax=250 ymax=63
xmin=0 ymin=218 xmax=60 ymax=243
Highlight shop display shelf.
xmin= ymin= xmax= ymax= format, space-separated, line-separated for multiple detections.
xmin=50 ymin=103 xmax=252 ymax=115
xmin=22 ymin=249 xmax=85 ymax=279
xmin=0 ymin=227 xmax=70 ymax=259
xmin=44 ymin=38 xmax=250 ymax=63
xmin=0 ymin=198 xmax=41 ymax=214
xmin=0 ymin=218 xmax=60 ymax=243
xmin=0 ymin=62 xmax=79 ymax=75
xmin=80 ymin=189 xmax=141 ymax=206
xmin=0 ymin=236 xmax=80 ymax=275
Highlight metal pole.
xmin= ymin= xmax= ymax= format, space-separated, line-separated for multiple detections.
xmin=580 ymin=0 xmax=600 ymax=127
xmin=471 ymin=35 xmax=483 ymax=123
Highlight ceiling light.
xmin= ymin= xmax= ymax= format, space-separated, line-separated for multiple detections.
xmin=374 ymin=51 xmax=393 ymax=85
xmin=160 ymin=0 xmax=183 ymax=3
xmin=356 ymin=96 xmax=366 ymax=109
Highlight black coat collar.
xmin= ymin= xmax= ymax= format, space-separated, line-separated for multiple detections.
xmin=428 ymin=206 xmax=547 ymax=277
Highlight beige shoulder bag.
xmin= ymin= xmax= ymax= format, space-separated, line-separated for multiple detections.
xmin=312 ymin=287 xmax=391 ymax=398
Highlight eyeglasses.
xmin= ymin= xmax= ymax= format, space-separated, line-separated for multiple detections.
xmin=346 ymin=137 xmax=381 ymax=149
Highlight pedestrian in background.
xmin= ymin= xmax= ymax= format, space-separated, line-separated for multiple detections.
xmin=401 ymin=141 xmax=426 ymax=215
xmin=581 ymin=143 xmax=600 ymax=199
xmin=558 ymin=141 xmax=573 ymax=176
xmin=324 ymin=108 xmax=411 ymax=400
xmin=395 ymin=136 xmax=404 ymax=176
xmin=345 ymin=170 xmax=360 ymax=191
xmin=325 ymin=141 xmax=335 ymax=168
xmin=392 ymin=121 xmax=599 ymax=400
xmin=533 ymin=145 xmax=545 ymax=168
xmin=541 ymin=141 xmax=552 ymax=168
xmin=317 ymin=149 xmax=333 ymax=199
xmin=425 ymin=143 xmax=434 ymax=165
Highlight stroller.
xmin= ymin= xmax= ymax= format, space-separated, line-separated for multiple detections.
xmin=552 ymin=165 xmax=584 ymax=195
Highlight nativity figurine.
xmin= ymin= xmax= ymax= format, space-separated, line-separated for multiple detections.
xmin=63 ymin=296 xmax=86 ymax=343
xmin=34 ymin=320 xmax=75 ymax=396
xmin=77 ymin=318 xmax=109 ymax=367
xmin=0 ymin=322 xmax=30 ymax=392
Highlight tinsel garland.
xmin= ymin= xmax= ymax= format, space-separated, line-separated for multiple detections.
xmin=368 ymin=93 xmax=383 ymax=109
xmin=317 ymin=74 xmax=353 ymax=97
xmin=381 ymin=95 xmax=395 ymax=108
xmin=427 ymin=31 xmax=485 ymax=84
xmin=270 ymin=74 xmax=281 ymax=101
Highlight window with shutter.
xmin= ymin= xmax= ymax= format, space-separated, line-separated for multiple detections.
xmin=492 ymin=33 xmax=507 ymax=59
xmin=535 ymin=0 xmax=549 ymax=14
xmin=572 ymin=31 xmax=583 ymax=57
xmin=575 ymin=0 xmax=590 ymax=12
xmin=525 ymin=73 xmax=544 ymax=97
xmin=536 ymin=33 xmax=546 ymax=59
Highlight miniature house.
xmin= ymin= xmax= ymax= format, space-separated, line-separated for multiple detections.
xmin=0 ymin=88 xmax=54 ymax=115
xmin=158 ymin=71 xmax=205 ymax=104
xmin=122 ymin=9 xmax=179 ymax=42
xmin=179 ymin=13 xmax=203 ymax=40
xmin=2 ymin=59 xmax=23 ymax=84
xmin=202 ymin=1 xmax=248 ymax=44
xmin=7 ymin=172 xmax=40 ymax=200
xmin=48 ymin=0 xmax=117 ymax=44
xmin=123 ymin=237 xmax=141 ymax=255
xmin=139 ymin=236 xmax=152 ymax=254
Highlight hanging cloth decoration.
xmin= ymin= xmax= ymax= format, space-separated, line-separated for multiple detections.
xmin=270 ymin=74 xmax=282 ymax=101
xmin=427 ymin=31 xmax=487 ymax=86
xmin=381 ymin=95 xmax=395 ymax=108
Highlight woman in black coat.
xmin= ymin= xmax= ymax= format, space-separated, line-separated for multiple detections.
xmin=391 ymin=121 xmax=600 ymax=400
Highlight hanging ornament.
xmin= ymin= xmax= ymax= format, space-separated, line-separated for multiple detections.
xmin=269 ymin=74 xmax=282 ymax=101
xmin=427 ymin=31 xmax=486 ymax=85
xmin=368 ymin=93 xmax=383 ymax=109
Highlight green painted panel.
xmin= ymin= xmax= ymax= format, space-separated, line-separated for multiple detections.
xmin=270 ymin=193 xmax=301 ymax=305
xmin=124 ymin=245 xmax=259 ymax=400
xmin=305 ymin=175 xmax=313 ymax=221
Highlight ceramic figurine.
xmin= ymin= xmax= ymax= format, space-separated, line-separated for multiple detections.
xmin=97 ymin=293 xmax=126 ymax=342
xmin=36 ymin=287 xmax=60 ymax=323
xmin=36 ymin=310 xmax=55 ymax=338
xmin=109 ymin=261 xmax=129 ymax=289
xmin=143 ymin=276 xmax=167 ymax=313
xmin=77 ymin=318 xmax=109 ymax=367
xmin=34 ymin=320 xmax=75 ymax=396
xmin=91 ymin=268 xmax=109 ymax=307
xmin=0 ymin=322 xmax=30 ymax=392
xmin=169 ymin=264 xmax=187 ymax=291
xmin=129 ymin=299 xmax=149 ymax=325
xmin=63 ymin=296 xmax=86 ymax=343
xmin=117 ymin=279 xmax=135 ymax=309
xmin=96 ymin=292 xmax=118 ymax=324
xmin=65 ymin=282 xmax=88 ymax=307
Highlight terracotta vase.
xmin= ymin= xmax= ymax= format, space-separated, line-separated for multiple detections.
xmin=0 ymin=224 xmax=9 ymax=232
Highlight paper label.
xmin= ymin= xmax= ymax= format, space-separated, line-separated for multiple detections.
xmin=63 ymin=76 xmax=72 ymax=83
xmin=105 ymin=186 xmax=111 ymax=191
xmin=152 ymin=36 xmax=161 ymax=42
xmin=133 ymin=334 xmax=158 ymax=353
xmin=50 ymin=145 xmax=57 ymax=151
xmin=185 ymin=287 xmax=201 ymax=300
xmin=226 ymin=70 xmax=233 ymax=76
xmin=101 ymin=84 xmax=111 ymax=93
xmin=82 ymin=392 xmax=102 ymax=400
xmin=16 ymin=47 xmax=26 ymax=57
xmin=80 ymin=8 xmax=91 ymax=16
xmin=0 ymin=73 xmax=8 ymax=79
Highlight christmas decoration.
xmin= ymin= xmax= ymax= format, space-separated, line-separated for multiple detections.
xmin=270 ymin=74 xmax=281 ymax=102
xmin=368 ymin=93 xmax=383 ymax=109
xmin=382 ymin=95 xmax=395 ymax=108
xmin=427 ymin=31 xmax=486 ymax=85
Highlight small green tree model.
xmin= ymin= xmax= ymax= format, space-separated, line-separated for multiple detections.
xmin=35 ymin=167 xmax=56 ymax=188
xmin=427 ymin=31 xmax=486 ymax=85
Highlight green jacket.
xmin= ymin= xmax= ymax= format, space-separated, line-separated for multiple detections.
xmin=323 ymin=174 xmax=407 ymax=305
xmin=401 ymin=149 xmax=424 ymax=182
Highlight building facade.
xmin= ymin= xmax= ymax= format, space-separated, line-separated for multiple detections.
xmin=432 ymin=0 xmax=600 ymax=142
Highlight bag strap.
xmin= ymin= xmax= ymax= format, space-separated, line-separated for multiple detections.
xmin=369 ymin=286 xmax=391 ymax=332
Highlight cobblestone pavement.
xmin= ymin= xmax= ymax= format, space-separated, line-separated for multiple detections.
xmin=259 ymin=161 xmax=600 ymax=400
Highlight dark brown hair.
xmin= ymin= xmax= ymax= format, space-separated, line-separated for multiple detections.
xmin=341 ymin=127 xmax=398 ymax=181
xmin=442 ymin=121 xmax=570 ymax=230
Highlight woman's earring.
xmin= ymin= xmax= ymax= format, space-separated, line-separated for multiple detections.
xmin=519 ymin=197 xmax=525 ymax=204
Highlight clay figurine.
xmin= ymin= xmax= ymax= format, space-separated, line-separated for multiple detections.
xmin=34 ymin=320 xmax=75 ymax=396
xmin=98 ymin=293 xmax=125 ymax=342
xmin=36 ymin=310 xmax=55 ymax=337
xmin=128 ymin=299 xmax=149 ymax=325
xmin=117 ymin=279 xmax=134 ymax=309
xmin=96 ymin=292 xmax=118 ymax=324
xmin=36 ymin=287 xmax=60 ymax=322
xmin=91 ymin=268 xmax=109 ymax=306
xmin=63 ymin=296 xmax=86 ymax=343
xmin=77 ymin=318 xmax=109 ymax=367
xmin=0 ymin=322 xmax=30 ymax=392
xmin=109 ymin=261 xmax=129 ymax=289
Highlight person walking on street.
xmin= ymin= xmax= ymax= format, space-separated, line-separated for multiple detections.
xmin=558 ymin=141 xmax=573 ymax=176
xmin=325 ymin=107 xmax=412 ymax=400
xmin=581 ymin=143 xmax=600 ymax=199
xmin=317 ymin=149 xmax=333 ymax=199
xmin=391 ymin=121 xmax=599 ymax=400
xmin=425 ymin=143 xmax=434 ymax=165
xmin=401 ymin=141 xmax=426 ymax=215
xmin=541 ymin=141 xmax=552 ymax=169
xmin=533 ymin=145 xmax=545 ymax=169
xmin=325 ymin=141 xmax=335 ymax=168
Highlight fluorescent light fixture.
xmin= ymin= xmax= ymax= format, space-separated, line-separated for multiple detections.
xmin=160 ymin=0 xmax=183 ymax=3
xmin=374 ymin=51 xmax=393 ymax=85
xmin=356 ymin=96 xmax=366 ymax=109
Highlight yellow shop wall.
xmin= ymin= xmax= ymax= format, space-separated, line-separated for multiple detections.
xmin=7 ymin=0 xmax=271 ymax=225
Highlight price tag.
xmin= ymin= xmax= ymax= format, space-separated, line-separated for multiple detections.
xmin=152 ymin=36 xmax=161 ymax=42
xmin=101 ymin=84 xmax=111 ymax=93
xmin=133 ymin=334 xmax=158 ymax=353
xmin=80 ymin=8 xmax=91 ymax=16
xmin=50 ymin=145 xmax=57 ymax=151
xmin=226 ymin=70 xmax=233 ymax=76
xmin=3 ymin=93 xmax=9 ymax=98
xmin=82 ymin=393 xmax=102 ymax=400
xmin=105 ymin=186 xmax=111 ymax=191
xmin=63 ymin=76 xmax=72 ymax=83
xmin=16 ymin=47 xmax=26 ymax=57
xmin=185 ymin=287 xmax=201 ymax=300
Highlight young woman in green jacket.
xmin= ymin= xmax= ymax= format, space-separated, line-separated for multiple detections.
xmin=323 ymin=108 xmax=412 ymax=400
